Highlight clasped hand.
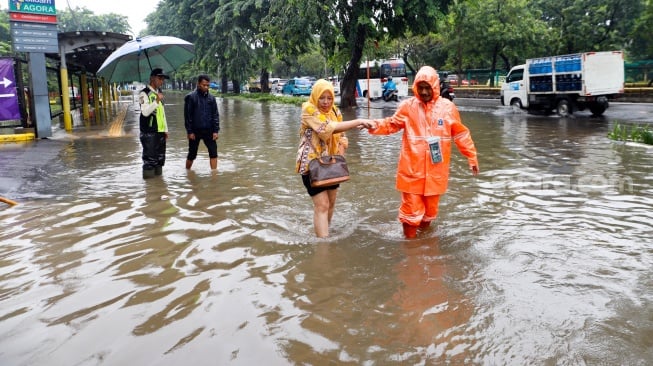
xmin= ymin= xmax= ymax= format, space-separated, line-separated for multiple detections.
xmin=357 ymin=119 xmax=377 ymax=130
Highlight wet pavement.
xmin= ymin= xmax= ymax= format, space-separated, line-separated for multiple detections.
xmin=1 ymin=95 xmax=653 ymax=365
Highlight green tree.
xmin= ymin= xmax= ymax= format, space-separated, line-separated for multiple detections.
xmin=532 ymin=0 xmax=641 ymax=54
xmin=265 ymin=0 xmax=448 ymax=107
xmin=57 ymin=7 xmax=131 ymax=34
xmin=439 ymin=0 xmax=550 ymax=86
xmin=1 ymin=11 xmax=10 ymax=55
xmin=143 ymin=1 xmax=196 ymax=42
xmin=146 ymin=0 xmax=269 ymax=93
xmin=199 ymin=0 xmax=267 ymax=94
xmin=629 ymin=0 xmax=653 ymax=60
xmin=139 ymin=0 xmax=651 ymax=94
xmin=400 ymin=33 xmax=448 ymax=77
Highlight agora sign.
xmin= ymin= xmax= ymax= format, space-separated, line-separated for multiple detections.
xmin=9 ymin=0 xmax=57 ymax=16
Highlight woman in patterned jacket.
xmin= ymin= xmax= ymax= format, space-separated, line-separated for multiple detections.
xmin=295 ymin=79 xmax=372 ymax=238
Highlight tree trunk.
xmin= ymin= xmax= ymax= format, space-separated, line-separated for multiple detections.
xmin=402 ymin=51 xmax=416 ymax=76
xmin=261 ymin=69 xmax=270 ymax=93
xmin=490 ymin=44 xmax=498 ymax=88
xmin=221 ymin=75 xmax=228 ymax=94
xmin=339 ymin=25 xmax=367 ymax=109
xmin=499 ymin=54 xmax=510 ymax=73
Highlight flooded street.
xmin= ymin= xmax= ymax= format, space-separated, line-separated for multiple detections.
xmin=1 ymin=94 xmax=652 ymax=365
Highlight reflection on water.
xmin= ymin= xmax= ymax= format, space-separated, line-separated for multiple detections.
xmin=1 ymin=96 xmax=652 ymax=365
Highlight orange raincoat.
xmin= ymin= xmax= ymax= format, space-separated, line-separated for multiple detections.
xmin=369 ymin=66 xmax=478 ymax=196
xmin=295 ymin=79 xmax=347 ymax=175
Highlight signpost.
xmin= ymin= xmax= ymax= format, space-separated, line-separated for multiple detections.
xmin=9 ymin=12 xmax=57 ymax=23
xmin=8 ymin=0 xmax=58 ymax=138
xmin=9 ymin=0 xmax=56 ymax=14
xmin=10 ymin=21 xmax=58 ymax=36
xmin=0 ymin=58 xmax=21 ymax=121
xmin=11 ymin=21 xmax=59 ymax=53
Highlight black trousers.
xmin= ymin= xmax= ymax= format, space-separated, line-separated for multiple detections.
xmin=187 ymin=129 xmax=218 ymax=160
xmin=140 ymin=132 xmax=166 ymax=170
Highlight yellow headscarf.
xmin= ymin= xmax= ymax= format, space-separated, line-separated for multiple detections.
xmin=296 ymin=79 xmax=345 ymax=174
xmin=308 ymin=79 xmax=335 ymax=111
xmin=302 ymin=79 xmax=338 ymax=120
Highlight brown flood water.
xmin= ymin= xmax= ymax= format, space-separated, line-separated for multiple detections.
xmin=1 ymin=94 xmax=652 ymax=365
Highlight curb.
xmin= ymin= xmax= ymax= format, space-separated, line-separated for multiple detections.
xmin=0 ymin=133 xmax=36 ymax=143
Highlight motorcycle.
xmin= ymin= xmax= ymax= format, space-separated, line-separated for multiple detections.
xmin=440 ymin=80 xmax=455 ymax=101
xmin=382 ymin=87 xmax=398 ymax=102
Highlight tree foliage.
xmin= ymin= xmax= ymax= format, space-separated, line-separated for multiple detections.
xmin=629 ymin=0 xmax=653 ymax=59
xmin=137 ymin=0 xmax=650 ymax=105
xmin=532 ymin=0 xmax=642 ymax=54
xmin=261 ymin=0 xmax=447 ymax=107
xmin=0 ymin=11 xmax=10 ymax=55
xmin=143 ymin=0 xmax=272 ymax=93
xmin=430 ymin=0 xmax=549 ymax=86
xmin=57 ymin=7 xmax=131 ymax=34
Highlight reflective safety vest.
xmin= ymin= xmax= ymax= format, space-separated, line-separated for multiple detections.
xmin=139 ymin=87 xmax=167 ymax=133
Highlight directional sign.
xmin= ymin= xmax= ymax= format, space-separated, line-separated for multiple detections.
xmin=10 ymin=21 xmax=60 ymax=54
xmin=13 ymin=44 xmax=59 ymax=53
xmin=9 ymin=12 xmax=57 ymax=24
xmin=10 ymin=21 xmax=58 ymax=31
xmin=9 ymin=0 xmax=56 ymax=16
xmin=0 ymin=58 xmax=21 ymax=122
xmin=0 ymin=77 xmax=13 ymax=88
xmin=12 ymin=28 xmax=57 ymax=39
xmin=12 ymin=36 xmax=58 ymax=46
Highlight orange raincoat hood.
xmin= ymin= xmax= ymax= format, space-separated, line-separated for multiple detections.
xmin=412 ymin=66 xmax=441 ymax=103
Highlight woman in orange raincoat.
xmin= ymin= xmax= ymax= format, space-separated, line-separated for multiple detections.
xmin=367 ymin=66 xmax=479 ymax=238
xmin=296 ymin=79 xmax=371 ymax=238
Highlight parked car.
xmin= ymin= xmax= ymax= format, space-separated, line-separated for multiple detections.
xmin=209 ymin=82 xmax=219 ymax=90
xmin=282 ymin=78 xmax=312 ymax=96
xmin=249 ymin=79 xmax=263 ymax=93
xmin=328 ymin=76 xmax=340 ymax=95
xmin=446 ymin=74 xmax=462 ymax=86
xmin=301 ymin=76 xmax=317 ymax=85
xmin=446 ymin=74 xmax=477 ymax=86
xmin=214 ymin=81 xmax=236 ymax=93
xmin=270 ymin=78 xmax=280 ymax=93
xmin=275 ymin=79 xmax=288 ymax=93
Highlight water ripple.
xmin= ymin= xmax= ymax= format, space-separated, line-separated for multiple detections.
xmin=1 ymin=98 xmax=652 ymax=365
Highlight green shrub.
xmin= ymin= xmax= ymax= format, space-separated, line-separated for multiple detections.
xmin=608 ymin=123 xmax=653 ymax=145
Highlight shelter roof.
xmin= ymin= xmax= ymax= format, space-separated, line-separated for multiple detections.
xmin=55 ymin=31 xmax=132 ymax=74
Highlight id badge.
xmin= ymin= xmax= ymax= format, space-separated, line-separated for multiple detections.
xmin=427 ymin=136 xmax=442 ymax=163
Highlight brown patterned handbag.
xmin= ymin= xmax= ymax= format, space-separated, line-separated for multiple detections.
xmin=308 ymin=155 xmax=350 ymax=187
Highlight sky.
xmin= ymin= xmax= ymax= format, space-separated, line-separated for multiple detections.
xmin=2 ymin=0 xmax=162 ymax=36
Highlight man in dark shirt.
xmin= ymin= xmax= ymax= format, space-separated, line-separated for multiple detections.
xmin=184 ymin=74 xmax=220 ymax=170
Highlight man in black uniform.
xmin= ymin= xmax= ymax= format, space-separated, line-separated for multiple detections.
xmin=139 ymin=68 xmax=169 ymax=179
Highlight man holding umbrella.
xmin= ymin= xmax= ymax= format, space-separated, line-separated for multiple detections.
xmin=139 ymin=68 xmax=170 ymax=179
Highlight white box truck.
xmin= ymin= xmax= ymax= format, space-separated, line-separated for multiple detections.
xmin=501 ymin=51 xmax=624 ymax=116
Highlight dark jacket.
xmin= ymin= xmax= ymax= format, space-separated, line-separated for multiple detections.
xmin=184 ymin=89 xmax=220 ymax=134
